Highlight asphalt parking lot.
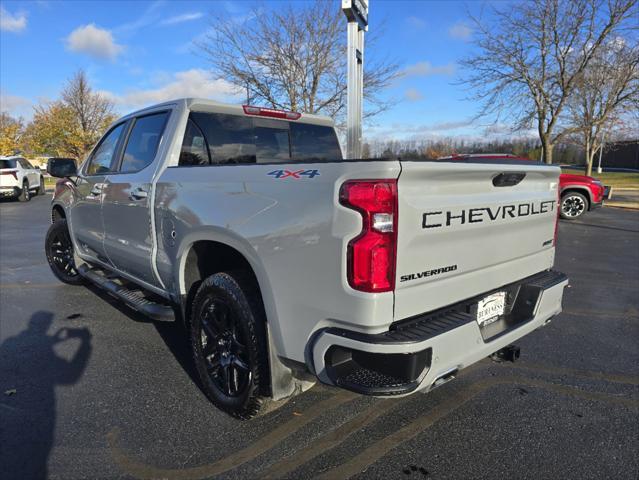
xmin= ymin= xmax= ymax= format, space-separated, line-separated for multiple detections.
xmin=1 ymin=195 xmax=638 ymax=480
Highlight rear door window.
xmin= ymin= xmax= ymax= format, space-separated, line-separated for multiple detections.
xmin=179 ymin=119 xmax=210 ymax=166
xmin=86 ymin=123 xmax=126 ymax=175
xmin=119 ymin=112 xmax=169 ymax=173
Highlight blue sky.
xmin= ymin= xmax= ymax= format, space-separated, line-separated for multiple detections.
xmin=0 ymin=0 xmax=503 ymax=141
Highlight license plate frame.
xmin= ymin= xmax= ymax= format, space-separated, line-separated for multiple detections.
xmin=476 ymin=291 xmax=506 ymax=327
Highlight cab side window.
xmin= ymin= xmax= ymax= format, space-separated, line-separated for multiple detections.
xmin=86 ymin=123 xmax=125 ymax=175
xmin=179 ymin=119 xmax=210 ymax=166
xmin=120 ymin=112 xmax=169 ymax=173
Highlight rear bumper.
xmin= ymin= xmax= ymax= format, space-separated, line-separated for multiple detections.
xmin=0 ymin=187 xmax=20 ymax=197
xmin=309 ymin=270 xmax=568 ymax=396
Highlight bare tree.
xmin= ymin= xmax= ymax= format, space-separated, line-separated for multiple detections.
xmin=460 ymin=0 xmax=637 ymax=164
xmin=196 ymin=0 xmax=398 ymax=122
xmin=569 ymin=38 xmax=639 ymax=175
xmin=61 ymin=70 xmax=116 ymax=153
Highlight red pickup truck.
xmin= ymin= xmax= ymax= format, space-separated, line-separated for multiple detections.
xmin=440 ymin=154 xmax=610 ymax=219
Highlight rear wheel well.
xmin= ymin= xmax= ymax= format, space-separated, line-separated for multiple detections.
xmin=181 ymin=240 xmax=270 ymax=395
xmin=52 ymin=205 xmax=66 ymax=223
xmin=182 ymin=240 xmax=262 ymax=322
xmin=561 ymin=188 xmax=591 ymax=209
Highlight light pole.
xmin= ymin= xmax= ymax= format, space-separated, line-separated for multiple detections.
xmin=597 ymin=130 xmax=605 ymax=174
xmin=342 ymin=0 xmax=368 ymax=159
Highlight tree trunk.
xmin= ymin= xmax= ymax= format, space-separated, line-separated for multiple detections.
xmin=585 ymin=149 xmax=595 ymax=176
xmin=541 ymin=138 xmax=553 ymax=165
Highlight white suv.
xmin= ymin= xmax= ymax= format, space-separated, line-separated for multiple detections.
xmin=0 ymin=156 xmax=45 ymax=201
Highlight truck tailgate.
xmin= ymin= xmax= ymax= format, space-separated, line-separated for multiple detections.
xmin=394 ymin=161 xmax=560 ymax=321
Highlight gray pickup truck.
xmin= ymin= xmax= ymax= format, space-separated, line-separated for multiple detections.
xmin=45 ymin=98 xmax=568 ymax=419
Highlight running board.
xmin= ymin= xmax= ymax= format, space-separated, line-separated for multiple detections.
xmin=77 ymin=264 xmax=174 ymax=322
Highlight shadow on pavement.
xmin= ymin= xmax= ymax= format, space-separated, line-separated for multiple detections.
xmin=0 ymin=311 xmax=92 ymax=479
xmin=83 ymin=284 xmax=203 ymax=393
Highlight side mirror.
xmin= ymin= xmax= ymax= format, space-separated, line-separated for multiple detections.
xmin=47 ymin=158 xmax=77 ymax=178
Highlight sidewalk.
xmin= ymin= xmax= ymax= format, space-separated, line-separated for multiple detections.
xmin=606 ymin=188 xmax=639 ymax=210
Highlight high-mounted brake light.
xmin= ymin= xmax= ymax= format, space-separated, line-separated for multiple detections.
xmin=0 ymin=170 xmax=18 ymax=181
xmin=339 ymin=180 xmax=398 ymax=293
xmin=242 ymin=105 xmax=301 ymax=120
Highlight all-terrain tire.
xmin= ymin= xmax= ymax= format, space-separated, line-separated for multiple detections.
xmin=45 ymin=219 xmax=85 ymax=285
xmin=190 ymin=271 xmax=270 ymax=419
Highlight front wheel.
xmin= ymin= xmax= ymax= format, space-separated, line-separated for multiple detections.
xmin=560 ymin=192 xmax=588 ymax=220
xmin=190 ymin=271 xmax=270 ymax=419
xmin=45 ymin=219 xmax=85 ymax=285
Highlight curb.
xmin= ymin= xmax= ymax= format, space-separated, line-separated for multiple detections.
xmin=604 ymin=202 xmax=639 ymax=210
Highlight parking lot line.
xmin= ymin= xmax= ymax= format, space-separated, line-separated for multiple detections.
xmin=315 ymin=376 xmax=639 ymax=480
xmin=259 ymin=395 xmax=407 ymax=479
xmin=107 ymin=390 xmax=356 ymax=480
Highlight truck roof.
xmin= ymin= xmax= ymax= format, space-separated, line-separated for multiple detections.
xmin=121 ymin=98 xmax=335 ymax=127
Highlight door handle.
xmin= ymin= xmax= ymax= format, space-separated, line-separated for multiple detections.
xmin=130 ymin=188 xmax=148 ymax=200
xmin=89 ymin=183 xmax=105 ymax=196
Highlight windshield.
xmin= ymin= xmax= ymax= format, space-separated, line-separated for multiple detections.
xmin=0 ymin=159 xmax=17 ymax=169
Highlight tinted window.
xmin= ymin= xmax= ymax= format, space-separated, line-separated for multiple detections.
xmin=120 ymin=112 xmax=168 ymax=173
xmin=291 ymin=123 xmax=342 ymax=161
xmin=254 ymin=119 xmax=290 ymax=163
xmin=87 ymin=123 xmax=125 ymax=175
xmin=183 ymin=112 xmax=342 ymax=166
xmin=180 ymin=119 xmax=210 ymax=166
xmin=0 ymin=159 xmax=16 ymax=169
xmin=191 ymin=112 xmax=256 ymax=165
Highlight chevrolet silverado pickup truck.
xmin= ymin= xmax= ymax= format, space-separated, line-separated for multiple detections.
xmin=45 ymin=99 xmax=568 ymax=419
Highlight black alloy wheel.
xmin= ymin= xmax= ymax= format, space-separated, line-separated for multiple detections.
xmin=190 ymin=271 xmax=269 ymax=419
xmin=45 ymin=219 xmax=85 ymax=285
xmin=199 ymin=297 xmax=251 ymax=397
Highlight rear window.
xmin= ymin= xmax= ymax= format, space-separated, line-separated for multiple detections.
xmin=120 ymin=112 xmax=169 ymax=173
xmin=179 ymin=112 xmax=341 ymax=166
xmin=0 ymin=159 xmax=17 ymax=169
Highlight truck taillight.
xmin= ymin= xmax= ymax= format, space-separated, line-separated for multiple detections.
xmin=339 ymin=180 xmax=398 ymax=293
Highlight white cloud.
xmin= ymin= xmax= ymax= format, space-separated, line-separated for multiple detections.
xmin=402 ymin=61 xmax=456 ymax=77
xmin=160 ymin=12 xmax=203 ymax=26
xmin=66 ymin=24 xmax=124 ymax=61
xmin=0 ymin=91 xmax=32 ymax=118
xmin=0 ymin=6 xmax=27 ymax=32
xmin=448 ymin=22 xmax=472 ymax=40
xmin=404 ymin=88 xmax=424 ymax=102
xmin=103 ymin=69 xmax=242 ymax=112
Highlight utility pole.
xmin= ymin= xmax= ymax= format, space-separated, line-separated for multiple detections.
xmin=342 ymin=0 xmax=368 ymax=159
xmin=597 ymin=130 xmax=605 ymax=174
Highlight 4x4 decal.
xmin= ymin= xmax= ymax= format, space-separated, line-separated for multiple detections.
xmin=268 ymin=169 xmax=320 ymax=179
